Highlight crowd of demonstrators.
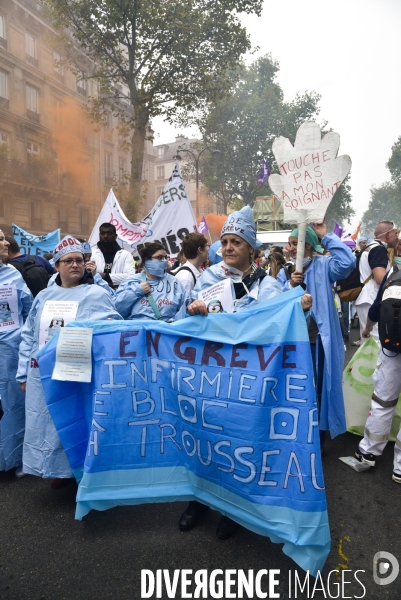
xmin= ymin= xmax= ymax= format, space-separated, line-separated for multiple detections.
xmin=3 ymin=208 xmax=401 ymax=540
xmin=0 ymin=230 xmax=32 ymax=475
xmin=91 ymin=223 xmax=136 ymax=288
xmin=115 ymin=242 xmax=188 ymax=321
xmin=277 ymin=222 xmax=355 ymax=444
xmin=16 ymin=236 xmax=122 ymax=489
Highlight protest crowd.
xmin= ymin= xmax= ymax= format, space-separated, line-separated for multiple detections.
xmin=1 ymin=192 xmax=401 ymax=567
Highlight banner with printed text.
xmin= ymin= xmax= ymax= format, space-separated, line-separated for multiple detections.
xmin=38 ymin=288 xmax=330 ymax=576
xmin=88 ymin=165 xmax=197 ymax=256
xmin=12 ymin=224 xmax=60 ymax=257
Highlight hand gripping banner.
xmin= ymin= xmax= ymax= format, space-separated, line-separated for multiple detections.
xmin=38 ymin=287 xmax=330 ymax=576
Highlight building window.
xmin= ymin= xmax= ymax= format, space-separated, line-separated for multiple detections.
xmin=30 ymin=202 xmax=42 ymax=229
xmin=0 ymin=14 xmax=6 ymax=49
xmin=118 ymin=157 xmax=126 ymax=185
xmin=26 ymin=140 xmax=39 ymax=155
xmin=25 ymin=32 xmax=38 ymax=68
xmin=53 ymin=98 xmax=62 ymax=125
xmin=104 ymin=152 xmax=112 ymax=182
xmin=0 ymin=70 xmax=8 ymax=108
xmin=80 ymin=208 xmax=89 ymax=233
xmin=26 ymin=85 xmax=39 ymax=113
xmin=77 ymin=73 xmax=87 ymax=97
xmin=53 ymin=51 xmax=64 ymax=82
xmin=156 ymin=165 xmax=165 ymax=179
xmin=59 ymin=206 xmax=68 ymax=231
xmin=157 ymin=147 xmax=164 ymax=157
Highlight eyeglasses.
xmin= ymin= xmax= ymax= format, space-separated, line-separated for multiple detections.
xmin=151 ymin=255 xmax=169 ymax=261
xmin=58 ymin=258 xmax=85 ymax=266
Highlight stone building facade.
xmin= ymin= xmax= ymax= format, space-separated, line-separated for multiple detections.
xmin=0 ymin=0 xmax=155 ymax=239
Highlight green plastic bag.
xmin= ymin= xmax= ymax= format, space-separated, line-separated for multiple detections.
xmin=343 ymin=337 xmax=401 ymax=440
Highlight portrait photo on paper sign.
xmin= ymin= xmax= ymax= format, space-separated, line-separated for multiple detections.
xmin=39 ymin=300 xmax=79 ymax=349
xmin=198 ymin=279 xmax=234 ymax=313
xmin=0 ymin=285 xmax=19 ymax=332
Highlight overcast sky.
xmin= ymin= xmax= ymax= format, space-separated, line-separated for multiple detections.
xmin=152 ymin=0 xmax=401 ymax=229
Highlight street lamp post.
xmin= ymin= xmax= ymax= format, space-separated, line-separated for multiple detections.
xmin=174 ymin=146 xmax=221 ymax=218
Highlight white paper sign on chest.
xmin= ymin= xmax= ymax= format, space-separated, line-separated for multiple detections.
xmin=269 ymin=121 xmax=351 ymax=271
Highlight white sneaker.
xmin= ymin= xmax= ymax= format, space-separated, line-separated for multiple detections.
xmin=15 ymin=467 xmax=28 ymax=478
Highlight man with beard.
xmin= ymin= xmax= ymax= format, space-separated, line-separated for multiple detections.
xmin=91 ymin=223 xmax=136 ymax=288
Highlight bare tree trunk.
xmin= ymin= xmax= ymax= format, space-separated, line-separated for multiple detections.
xmin=124 ymin=124 xmax=147 ymax=223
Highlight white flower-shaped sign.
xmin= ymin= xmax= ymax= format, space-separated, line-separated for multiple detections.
xmin=269 ymin=121 xmax=351 ymax=225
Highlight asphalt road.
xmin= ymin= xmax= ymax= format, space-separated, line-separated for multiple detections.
xmin=1 ymin=324 xmax=401 ymax=600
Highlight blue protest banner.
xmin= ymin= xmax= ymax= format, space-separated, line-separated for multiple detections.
xmin=38 ymin=287 xmax=330 ymax=575
xmin=11 ymin=223 xmax=60 ymax=256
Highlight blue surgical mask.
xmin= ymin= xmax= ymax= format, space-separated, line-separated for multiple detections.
xmin=394 ymin=257 xmax=401 ymax=265
xmin=145 ymin=259 xmax=167 ymax=277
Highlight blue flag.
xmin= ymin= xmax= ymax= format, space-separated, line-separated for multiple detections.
xmin=38 ymin=287 xmax=330 ymax=575
xmin=11 ymin=223 xmax=60 ymax=256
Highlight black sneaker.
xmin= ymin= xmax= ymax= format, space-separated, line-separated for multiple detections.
xmin=392 ymin=472 xmax=401 ymax=484
xmin=355 ymin=450 xmax=376 ymax=467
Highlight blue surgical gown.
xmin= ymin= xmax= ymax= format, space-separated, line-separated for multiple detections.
xmin=0 ymin=264 xmax=33 ymax=470
xmin=17 ymin=280 xmax=121 ymax=478
xmin=277 ymin=232 xmax=355 ymax=438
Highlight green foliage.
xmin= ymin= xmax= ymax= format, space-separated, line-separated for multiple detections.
xmin=195 ymin=55 xmax=355 ymax=226
xmin=361 ymin=135 xmax=401 ymax=235
xmin=43 ymin=0 xmax=263 ymax=217
xmin=195 ymin=55 xmax=318 ymax=211
xmin=386 ymin=135 xmax=401 ymax=184
xmin=325 ymin=174 xmax=355 ymax=231
xmin=361 ymin=183 xmax=401 ymax=236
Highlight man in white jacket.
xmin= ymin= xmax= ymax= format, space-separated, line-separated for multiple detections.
xmin=91 ymin=223 xmax=136 ymax=288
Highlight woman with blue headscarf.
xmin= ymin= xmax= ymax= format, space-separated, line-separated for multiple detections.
xmin=277 ymin=220 xmax=355 ymax=446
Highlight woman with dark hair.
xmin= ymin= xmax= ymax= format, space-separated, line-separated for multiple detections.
xmin=115 ymin=242 xmax=188 ymax=321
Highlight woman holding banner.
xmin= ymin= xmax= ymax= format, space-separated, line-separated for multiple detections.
xmin=17 ymin=236 xmax=121 ymax=487
xmin=180 ymin=206 xmax=313 ymax=540
xmin=0 ymin=230 xmax=33 ymax=475
xmin=115 ymin=242 xmax=188 ymax=321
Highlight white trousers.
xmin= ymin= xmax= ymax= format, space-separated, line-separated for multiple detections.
xmin=356 ymin=302 xmax=380 ymax=343
xmin=359 ymin=351 xmax=401 ymax=473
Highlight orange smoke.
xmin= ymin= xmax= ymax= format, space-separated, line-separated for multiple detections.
xmin=197 ymin=214 xmax=227 ymax=242
xmin=52 ymin=97 xmax=95 ymax=194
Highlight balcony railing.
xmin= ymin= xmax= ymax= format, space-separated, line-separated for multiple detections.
xmin=26 ymin=109 xmax=40 ymax=124
xmin=104 ymin=176 xmax=113 ymax=186
xmin=0 ymin=156 xmax=75 ymax=193
xmin=77 ymin=86 xmax=87 ymax=97
xmin=0 ymin=37 xmax=7 ymax=50
xmin=0 ymin=97 xmax=9 ymax=110
xmin=26 ymin=54 xmax=38 ymax=68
